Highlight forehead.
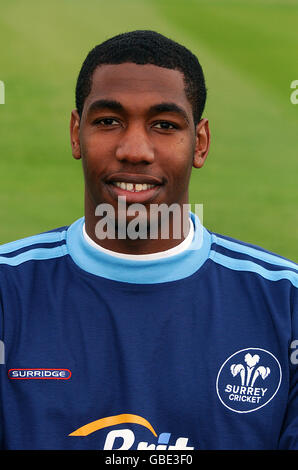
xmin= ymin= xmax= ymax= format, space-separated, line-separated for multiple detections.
xmin=84 ymin=63 xmax=192 ymax=115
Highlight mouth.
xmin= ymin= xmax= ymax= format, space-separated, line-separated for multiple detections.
xmin=112 ymin=181 xmax=156 ymax=192
xmin=105 ymin=173 xmax=164 ymax=204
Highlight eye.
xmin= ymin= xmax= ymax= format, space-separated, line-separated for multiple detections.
xmin=93 ymin=118 xmax=120 ymax=126
xmin=153 ymin=121 xmax=177 ymax=130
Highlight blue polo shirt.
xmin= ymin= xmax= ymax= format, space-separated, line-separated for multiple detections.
xmin=0 ymin=212 xmax=297 ymax=449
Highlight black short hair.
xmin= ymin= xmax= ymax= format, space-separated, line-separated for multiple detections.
xmin=75 ymin=30 xmax=207 ymax=125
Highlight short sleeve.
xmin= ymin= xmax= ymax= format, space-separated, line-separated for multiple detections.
xmin=0 ymin=284 xmax=4 ymax=449
xmin=278 ymin=286 xmax=298 ymax=449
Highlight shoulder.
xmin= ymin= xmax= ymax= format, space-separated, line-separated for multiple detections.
xmin=208 ymin=231 xmax=298 ymax=288
xmin=0 ymin=225 xmax=69 ymax=269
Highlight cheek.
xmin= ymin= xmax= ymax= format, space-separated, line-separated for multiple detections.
xmin=172 ymin=133 xmax=194 ymax=157
xmin=81 ymin=135 xmax=101 ymax=160
xmin=166 ymin=139 xmax=194 ymax=176
xmin=80 ymin=128 xmax=115 ymax=155
xmin=80 ymin=136 xmax=110 ymax=175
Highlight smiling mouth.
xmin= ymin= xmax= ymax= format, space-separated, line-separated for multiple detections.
xmin=105 ymin=173 xmax=164 ymax=203
xmin=105 ymin=178 xmax=163 ymax=204
xmin=111 ymin=182 xmax=156 ymax=192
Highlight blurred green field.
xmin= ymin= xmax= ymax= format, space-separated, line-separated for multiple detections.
xmin=0 ymin=0 xmax=297 ymax=260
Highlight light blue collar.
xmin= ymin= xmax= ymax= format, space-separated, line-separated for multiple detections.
xmin=66 ymin=212 xmax=211 ymax=284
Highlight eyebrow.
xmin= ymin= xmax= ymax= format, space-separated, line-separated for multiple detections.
xmin=87 ymin=99 xmax=190 ymax=124
xmin=87 ymin=99 xmax=124 ymax=115
xmin=148 ymin=103 xmax=190 ymax=124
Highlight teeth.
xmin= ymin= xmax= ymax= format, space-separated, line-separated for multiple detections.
xmin=113 ymin=182 xmax=155 ymax=192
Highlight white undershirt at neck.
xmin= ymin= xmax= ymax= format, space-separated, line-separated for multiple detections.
xmin=82 ymin=217 xmax=194 ymax=261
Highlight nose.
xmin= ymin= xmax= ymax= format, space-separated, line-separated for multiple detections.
xmin=115 ymin=124 xmax=154 ymax=164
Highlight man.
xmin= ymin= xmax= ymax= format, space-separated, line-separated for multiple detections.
xmin=0 ymin=30 xmax=297 ymax=450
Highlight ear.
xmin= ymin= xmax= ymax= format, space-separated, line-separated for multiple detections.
xmin=193 ymin=118 xmax=210 ymax=169
xmin=70 ymin=109 xmax=81 ymax=160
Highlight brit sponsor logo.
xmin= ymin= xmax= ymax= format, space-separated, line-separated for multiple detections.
xmin=69 ymin=413 xmax=195 ymax=450
xmin=8 ymin=368 xmax=71 ymax=379
xmin=216 ymin=348 xmax=281 ymax=413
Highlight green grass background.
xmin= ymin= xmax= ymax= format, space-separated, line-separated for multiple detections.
xmin=0 ymin=0 xmax=297 ymax=260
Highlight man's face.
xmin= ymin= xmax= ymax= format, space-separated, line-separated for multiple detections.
xmin=70 ymin=63 xmax=209 ymax=231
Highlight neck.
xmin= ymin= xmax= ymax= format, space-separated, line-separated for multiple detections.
xmin=84 ymin=201 xmax=191 ymax=255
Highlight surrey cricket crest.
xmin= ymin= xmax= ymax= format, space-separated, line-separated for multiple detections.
xmin=216 ymin=348 xmax=282 ymax=413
